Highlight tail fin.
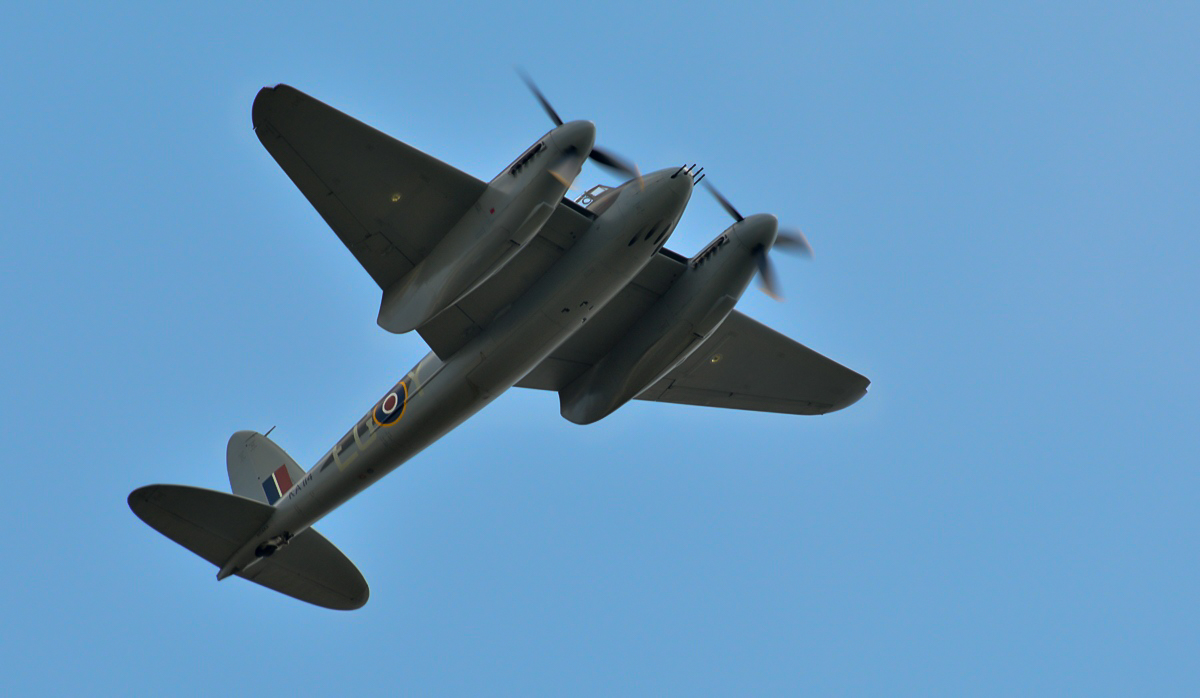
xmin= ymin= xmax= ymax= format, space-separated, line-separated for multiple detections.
xmin=128 ymin=485 xmax=369 ymax=610
xmin=226 ymin=431 xmax=306 ymax=505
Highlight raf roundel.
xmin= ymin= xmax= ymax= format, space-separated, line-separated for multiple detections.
xmin=372 ymin=382 xmax=408 ymax=427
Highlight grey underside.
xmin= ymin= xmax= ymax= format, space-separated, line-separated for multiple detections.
xmin=254 ymin=83 xmax=867 ymax=416
xmin=128 ymin=485 xmax=368 ymax=610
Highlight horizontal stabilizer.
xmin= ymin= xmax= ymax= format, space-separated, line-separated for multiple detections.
xmin=129 ymin=485 xmax=368 ymax=610
xmin=238 ymin=527 xmax=369 ymax=611
xmin=129 ymin=484 xmax=273 ymax=566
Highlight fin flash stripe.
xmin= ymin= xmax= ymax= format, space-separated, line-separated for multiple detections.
xmin=262 ymin=464 xmax=293 ymax=505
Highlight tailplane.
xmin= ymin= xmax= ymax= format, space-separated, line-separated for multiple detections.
xmin=128 ymin=485 xmax=368 ymax=610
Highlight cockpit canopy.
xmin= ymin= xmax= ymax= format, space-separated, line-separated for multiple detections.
xmin=574 ymin=183 xmax=626 ymax=216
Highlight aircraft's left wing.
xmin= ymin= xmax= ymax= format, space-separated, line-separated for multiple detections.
xmin=515 ymin=304 xmax=868 ymax=416
xmin=634 ymin=311 xmax=869 ymax=415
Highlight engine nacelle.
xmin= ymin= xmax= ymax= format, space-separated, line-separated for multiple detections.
xmin=559 ymin=291 xmax=737 ymax=425
xmin=559 ymin=214 xmax=780 ymax=424
xmin=377 ymin=121 xmax=595 ymax=334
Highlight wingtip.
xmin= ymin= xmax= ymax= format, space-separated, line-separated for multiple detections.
xmin=345 ymin=585 xmax=370 ymax=611
xmin=251 ymin=84 xmax=296 ymax=129
xmin=251 ymin=87 xmax=272 ymax=129
xmin=831 ymin=377 xmax=870 ymax=412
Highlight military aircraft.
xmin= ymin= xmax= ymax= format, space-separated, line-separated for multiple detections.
xmin=129 ymin=80 xmax=869 ymax=610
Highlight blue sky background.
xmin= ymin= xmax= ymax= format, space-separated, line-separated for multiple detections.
xmin=2 ymin=2 xmax=1196 ymax=695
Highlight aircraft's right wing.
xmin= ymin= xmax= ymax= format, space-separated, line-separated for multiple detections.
xmin=253 ymin=84 xmax=488 ymax=291
xmin=634 ymin=311 xmax=869 ymax=415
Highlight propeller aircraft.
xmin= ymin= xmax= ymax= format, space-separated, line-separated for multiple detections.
xmin=129 ymin=78 xmax=869 ymax=610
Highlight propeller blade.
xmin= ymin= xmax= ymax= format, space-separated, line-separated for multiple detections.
xmin=754 ymin=247 xmax=784 ymax=301
xmin=703 ymin=181 xmax=744 ymax=222
xmin=775 ymin=228 xmax=813 ymax=257
xmin=589 ymin=145 xmax=640 ymax=182
xmin=518 ymin=70 xmax=564 ymax=126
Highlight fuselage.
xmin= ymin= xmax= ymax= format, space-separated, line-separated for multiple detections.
xmin=218 ymin=168 xmax=693 ymax=579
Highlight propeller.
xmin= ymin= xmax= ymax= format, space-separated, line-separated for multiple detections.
xmin=706 ymin=180 xmax=745 ymax=222
xmin=703 ymin=180 xmax=812 ymax=300
xmin=774 ymin=230 xmax=813 ymax=257
xmin=519 ymin=70 xmax=641 ymax=183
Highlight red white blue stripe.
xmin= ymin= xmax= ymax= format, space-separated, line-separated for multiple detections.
xmin=262 ymin=464 xmax=294 ymax=505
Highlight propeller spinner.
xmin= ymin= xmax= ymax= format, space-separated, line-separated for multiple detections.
xmin=703 ymin=180 xmax=811 ymax=300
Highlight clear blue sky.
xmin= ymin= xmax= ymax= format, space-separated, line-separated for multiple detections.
xmin=2 ymin=2 xmax=1196 ymax=695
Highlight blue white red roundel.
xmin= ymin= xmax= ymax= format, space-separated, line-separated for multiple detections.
xmin=373 ymin=383 xmax=408 ymax=426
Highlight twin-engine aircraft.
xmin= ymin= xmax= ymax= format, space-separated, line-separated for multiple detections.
xmin=129 ymin=81 xmax=869 ymax=610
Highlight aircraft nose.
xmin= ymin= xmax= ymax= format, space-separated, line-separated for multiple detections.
xmin=643 ymin=167 xmax=694 ymax=209
xmin=670 ymin=166 xmax=695 ymax=201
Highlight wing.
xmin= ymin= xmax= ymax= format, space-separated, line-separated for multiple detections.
xmin=416 ymin=199 xmax=599 ymax=359
xmin=635 ymin=311 xmax=869 ymax=415
xmin=252 ymin=84 xmax=488 ymax=290
xmin=516 ymin=297 xmax=868 ymax=416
